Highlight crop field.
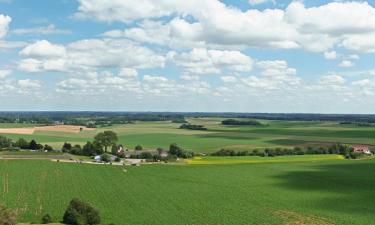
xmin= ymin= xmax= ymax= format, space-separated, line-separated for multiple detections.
xmin=0 ymin=158 xmax=374 ymax=225
xmin=1 ymin=118 xmax=375 ymax=152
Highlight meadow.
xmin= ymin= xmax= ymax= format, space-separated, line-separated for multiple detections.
xmin=0 ymin=158 xmax=374 ymax=225
xmin=1 ymin=118 xmax=375 ymax=153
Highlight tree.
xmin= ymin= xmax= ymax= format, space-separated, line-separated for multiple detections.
xmin=70 ymin=145 xmax=83 ymax=155
xmin=0 ymin=204 xmax=17 ymax=225
xmin=82 ymin=142 xmax=95 ymax=156
xmin=0 ymin=136 xmax=12 ymax=148
xmin=135 ymin=145 xmax=143 ymax=151
xmin=94 ymin=131 xmax=118 ymax=152
xmin=111 ymin=144 xmax=118 ymax=155
xmin=101 ymin=153 xmax=111 ymax=162
xmin=63 ymin=198 xmax=101 ymax=225
xmin=44 ymin=145 xmax=53 ymax=152
xmin=29 ymin=140 xmax=38 ymax=150
xmin=15 ymin=138 xmax=29 ymax=149
xmin=62 ymin=142 xmax=72 ymax=152
xmin=41 ymin=213 xmax=52 ymax=224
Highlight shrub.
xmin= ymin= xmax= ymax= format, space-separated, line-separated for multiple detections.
xmin=63 ymin=198 xmax=101 ymax=225
xmin=135 ymin=145 xmax=143 ymax=151
xmin=41 ymin=213 xmax=52 ymax=224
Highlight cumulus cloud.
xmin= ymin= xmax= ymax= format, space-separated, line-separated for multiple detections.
xmin=95 ymin=1 xmax=375 ymax=52
xmin=319 ymin=75 xmax=345 ymax=85
xmin=20 ymin=40 xmax=66 ymax=58
xmin=169 ymin=48 xmax=253 ymax=75
xmin=324 ymin=51 xmax=337 ymax=60
xmin=339 ymin=60 xmax=354 ymax=68
xmin=0 ymin=69 xmax=11 ymax=79
xmin=0 ymin=14 xmax=11 ymax=38
xmin=18 ymin=39 xmax=166 ymax=73
xmin=12 ymin=24 xmax=70 ymax=35
xmin=249 ymin=0 xmax=275 ymax=6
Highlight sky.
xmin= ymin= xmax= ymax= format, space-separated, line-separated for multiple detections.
xmin=1 ymin=0 xmax=375 ymax=113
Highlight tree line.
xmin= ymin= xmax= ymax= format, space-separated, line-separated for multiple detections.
xmin=211 ymin=143 xmax=369 ymax=159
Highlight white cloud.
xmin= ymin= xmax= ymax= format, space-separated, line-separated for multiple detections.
xmin=20 ymin=40 xmax=66 ymax=58
xmin=169 ymin=48 xmax=253 ymax=75
xmin=12 ymin=24 xmax=70 ymax=35
xmin=324 ymin=51 xmax=337 ymax=60
xmin=0 ymin=69 xmax=11 ymax=79
xmin=18 ymin=39 xmax=166 ymax=73
xmin=17 ymin=79 xmax=42 ymax=90
xmin=119 ymin=68 xmax=138 ymax=77
xmin=95 ymin=1 xmax=375 ymax=52
xmin=221 ymin=76 xmax=237 ymax=83
xmin=0 ymin=14 xmax=11 ymax=38
xmin=249 ymin=0 xmax=275 ymax=6
xmin=319 ymin=75 xmax=345 ymax=85
xmin=339 ymin=60 xmax=354 ymax=68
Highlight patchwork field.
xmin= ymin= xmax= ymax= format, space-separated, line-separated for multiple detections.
xmin=1 ymin=118 xmax=375 ymax=152
xmin=0 ymin=158 xmax=374 ymax=225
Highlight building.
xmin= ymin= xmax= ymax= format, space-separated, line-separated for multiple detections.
xmin=352 ymin=145 xmax=372 ymax=155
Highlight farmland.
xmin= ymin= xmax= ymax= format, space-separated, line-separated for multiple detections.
xmin=1 ymin=117 xmax=375 ymax=152
xmin=1 ymin=158 xmax=374 ymax=225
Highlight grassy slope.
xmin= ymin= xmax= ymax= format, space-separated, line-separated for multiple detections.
xmin=0 ymin=118 xmax=375 ymax=152
xmin=1 ymin=158 xmax=374 ymax=225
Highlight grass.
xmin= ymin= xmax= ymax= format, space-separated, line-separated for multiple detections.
xmin=1 ymin=157 xmax=374 ymax=225
xmin=0 ymin=118 xmax=375 ymax=152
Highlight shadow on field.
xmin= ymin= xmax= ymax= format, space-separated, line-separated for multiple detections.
xmin=274 ymin=160 xmax=375 ymax=215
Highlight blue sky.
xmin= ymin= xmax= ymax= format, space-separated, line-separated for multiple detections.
xmin=1 ymin=0 xmax=375 ymax=112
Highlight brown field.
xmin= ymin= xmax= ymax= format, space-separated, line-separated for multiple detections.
xmin=0 ymin=125 xmax=95 ymax=135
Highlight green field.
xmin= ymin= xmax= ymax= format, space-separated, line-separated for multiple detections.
xmin=1 ymin=118 xmax=375 ymax=152
xmin=1 ymin=157 xmax=374 ymax=225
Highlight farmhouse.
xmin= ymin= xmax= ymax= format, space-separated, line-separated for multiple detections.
xmin=352 ymin=145 xmax=372 ymax=155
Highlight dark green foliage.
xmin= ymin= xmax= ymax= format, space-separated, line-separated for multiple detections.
xmin=70 ymin=144 xmax=83 ymax=155
xmin=94 ymin=131 xmax=118 ymax=152
xmin=101 ymin=153 xmax=111 ymax=162
xmin=82 ymin=142 xmax=103 ymax=156
xmin=0 ymin=136 xmax=12 ymax=148
xmin=29 ymin=140 xmax=38 ymax=150
xmin=171 ymin=118 xmax=187 ymax=123
xmin=135 ymin=145 xmax=143 ymax=151
xmin=41 ymin=213 xmax=52 ymax=224
xmin=44 ymin=144 xmax=53 ymax=151
xmin=221 ymin=119 xmax=262 ymax=126
xmin=14 ymin=138 xmax=29 ymax=149
xmin=168 ymin=143 xmax=194 ymax=158
xmin=63 ymin=198 xmax=100 ymax=225
xmin=179 ymin=123 xmax=207 ymax=130
xmin=62 ymin=142 xmax=72 ymax=152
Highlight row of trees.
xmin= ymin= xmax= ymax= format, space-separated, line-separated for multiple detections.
xmin=211 ymin=144 xmax=358 ymax=157
xmin=221 ymin=119 xmax=263 ymax=126
xmin=0 ymin=136 xmax=53 ymax=151
xmin=179 ymin=124 xmax=207 ymax=130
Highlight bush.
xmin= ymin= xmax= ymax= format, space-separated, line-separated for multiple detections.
xmin=101 ymin=153 xmax=111 ymax=162
xmin=63 ymin=198 xmax=101 ymax=225
xmin=41 ymin=213 xmax=52 ymax=224
xmin=44 ymin=145 xmax=54 ymax=152
xmin=135 ymin=145 xmax=143 ymax=151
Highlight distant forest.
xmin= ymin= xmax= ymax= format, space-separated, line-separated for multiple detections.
xmin=1 ymin=112 xmax=375 ymax=126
